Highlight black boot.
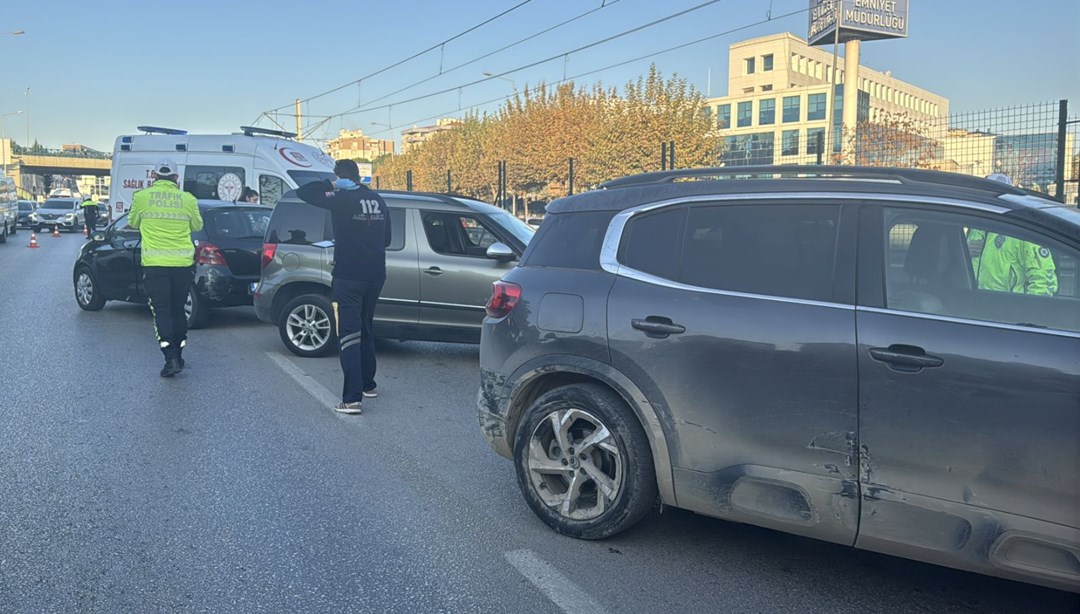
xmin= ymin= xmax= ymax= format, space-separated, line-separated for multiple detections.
xmin=160 ymin=358 xmax=182 ymax=377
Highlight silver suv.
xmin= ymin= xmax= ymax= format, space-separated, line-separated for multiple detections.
xmin=254 ymin=190 xmax=534 ymax=356
xmin=478 ymin=166 xmax=1080 ymax=592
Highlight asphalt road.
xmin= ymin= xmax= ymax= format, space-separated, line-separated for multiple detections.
xmin=1 ymin=232 xmax=1077 ymax=613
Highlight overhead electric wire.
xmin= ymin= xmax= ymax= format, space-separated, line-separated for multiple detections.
xmin=361 ymin=7 xmax=809 ymax=139
xmin=330 ymin=0 xmax=730 ymax=120
xmin=261 ymin=0 xmax=535 ymax=115
xmin=344 ymin=0 xmax=623 ymax=113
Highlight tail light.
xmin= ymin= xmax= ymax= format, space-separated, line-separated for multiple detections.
xmin=196 ymin=241 xmax=228 ymax=266
xmin=261 ymin=243 xmax=277 ymax=270
xmin=485 ymin=281 xmax=521 ymax=318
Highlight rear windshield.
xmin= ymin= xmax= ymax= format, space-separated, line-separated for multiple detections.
xmin=521 ymin=210 xmax=615 ymax=270
xmin=265 ymin=199 xmax=331 ymax=245
xmin=203 ymin=207 xmax=271 ymax=241
xmin=40 ymin=200 xmax=76 ymax=210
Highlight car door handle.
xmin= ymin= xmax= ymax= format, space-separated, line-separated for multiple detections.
xmin=423 ymin=267 xmax=443 ymax=276
xmin=631 ymin=317 xmax=685 ymax=338
xmin=869 ymin=345 xmax=944 ymax=371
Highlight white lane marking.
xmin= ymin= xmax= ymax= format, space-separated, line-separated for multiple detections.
xmin=265 ymin=352 xmax=344 ymax=415
xmin=504 ymin=549 xmax=608 ymax=614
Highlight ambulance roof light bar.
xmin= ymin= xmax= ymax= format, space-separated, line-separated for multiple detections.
xmin=239 ymin=126 xmax=298 ymax=139
xmin=136 ymin=126 xmax=188 ymax=135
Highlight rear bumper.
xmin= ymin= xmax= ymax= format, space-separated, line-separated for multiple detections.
xmin=197 ymin=268 xmax=257 ymax=307
xmin=252 ymin=281 xmax=278 ymax=324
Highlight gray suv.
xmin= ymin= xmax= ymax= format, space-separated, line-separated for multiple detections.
xmin=478 ymin=166 xmax=1080 ymax=592
xmin=255 ymin=190 xmax=534 ymax=356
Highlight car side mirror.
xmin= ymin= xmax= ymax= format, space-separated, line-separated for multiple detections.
xmin=486 ymin=242 xmax=515 ymax=262
xmin=91 ymin=232 xmax=106 ymax=242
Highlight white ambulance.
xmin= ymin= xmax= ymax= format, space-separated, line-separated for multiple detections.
xmin=108 ymin=126 xmax=337 ymax=215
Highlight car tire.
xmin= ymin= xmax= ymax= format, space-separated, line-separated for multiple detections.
xmin=8 ymin=222 xmax=15 ymax=236
xmin=512 ymin=383 xmax=658 ymax=540
xmin=279 ymin=294 xmax=336 ymax=358
xmin=74 ymin=266 xmax=107 ymax=311
xmin=185 ymin=286 xmax=209 ymax=330
xmin=0 ymin=222 xmax=7 ymax=243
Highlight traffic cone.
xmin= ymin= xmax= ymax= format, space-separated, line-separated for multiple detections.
xmin=52 ymin=225 xmax=61 ymax=238
xmin=82 ymin=224 xmax=88 ymax=237
xmin=27 ymin=232 xmax=39 ymax=248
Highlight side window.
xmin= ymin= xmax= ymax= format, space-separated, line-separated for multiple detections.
xmin=883 ymin=208 xmax=1079 ymax=333
xmin=259 ymin=175 xmax=287 ymax=208
xmin=619 ymin=206 xmax=686 ymax=281
xmin=183 ymin=166 xmax=246 ymax=200
xmin=387 ymin=208 xmax=406 ymax=251
xmin=265 ymin=202 xmax=329 ymax=246
xmin=421 ymin=211 xmax=500 ymax=257
xmin=678 ymin=204 xmax=841 ymax=302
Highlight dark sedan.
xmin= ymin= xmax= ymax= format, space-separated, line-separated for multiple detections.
xmin=16 ymin=200 xmax=37 ymax=228
xmin=72 ymin=200 xmax=271 ymax=328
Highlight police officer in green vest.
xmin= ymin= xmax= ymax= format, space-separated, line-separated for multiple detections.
xmin=967 ymin=174 xmax=1058 ymax=296
xmin=80 ymin=197 xmax=99 ymax=237
xmin=129 ymin=159 xmax=204 ymax=377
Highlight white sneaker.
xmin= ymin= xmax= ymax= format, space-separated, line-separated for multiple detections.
xmin=362 ymin=388 xmax=378 ymax=398
xmin=332 ymin=401 xmax=363 ymax=414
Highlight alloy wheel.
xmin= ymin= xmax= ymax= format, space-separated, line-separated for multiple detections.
xmin=76 ymin=272 xmax=94 ymax=306
xmin=285 ymin=303 xmax=332 ymax=352
xmin=525 ymin=408 xmax=624 ymax=521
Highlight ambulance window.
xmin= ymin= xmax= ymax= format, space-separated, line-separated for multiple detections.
xmin=259 ymin=175 xmax=287 ymax=207
xmin=183 ymin=166 xmax=246 ymax=200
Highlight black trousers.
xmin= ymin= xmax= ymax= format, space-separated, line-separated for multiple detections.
xmin=144 ymin=266 xmax=194 ymax=360
xmin=84 ymin=209 xmax=98 ymax=233
xmin=332 ymin=278 xmax=383 ymax=403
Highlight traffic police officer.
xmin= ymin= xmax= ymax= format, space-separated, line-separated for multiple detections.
xmin=128 ymin=159 xmax=203 ymax=377
xmin=80 ymin=197 xmax=99 ymax=236
xmin=967 ymin=174 xmax=1058 ymax=296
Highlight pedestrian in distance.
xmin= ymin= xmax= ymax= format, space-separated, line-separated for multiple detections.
xmin=239 ymin=187 xmax=260 ymax=204
xmin=296 ymin=160 xmax=391 ymax=414
xmin=80 ymin=196 xmax=99 ymax=237
xmin=128 ymin=159 xmax=204 ymax=377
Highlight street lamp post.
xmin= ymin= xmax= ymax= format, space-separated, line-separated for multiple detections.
xmin=482 ymin=71 xmax=517 ymax=90
xmin=1 ymin=110 xmax=23 ymax=171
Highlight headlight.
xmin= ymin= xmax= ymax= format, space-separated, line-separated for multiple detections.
xmin=65 ymin=213 xmax=75 ymax=219
xmin=29 ymin=213 xmax=38 ymax=220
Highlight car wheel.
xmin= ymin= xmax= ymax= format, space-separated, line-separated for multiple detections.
xmin=74 ymin=266 xmax=106 ymax=311
xmin=279 ymin=294 xmax=336 ymax=357
xmin=185 ymin=287 xmax=209 ymax=329
xmin=0 ymin=223 xmax=7 ymax=243
xmin=513 ymin=383 xmax=658 ymax=540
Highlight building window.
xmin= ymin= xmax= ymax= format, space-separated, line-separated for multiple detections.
xmin=761 ymin=84 xmax=773 ymax=92
xmin=759 ymin=99 xmax=776 ymax=125
xmin=806 ymin=128 xmax=825 ymax=156
xmin=808 ymin=93 xmax=827 ymax=121
xmin=782 ymin=130 xmax=800 ymax=156
xmin=717 ymin=104 xmax=731 ymax=129
xmin=737 ymin=101 xmax=753 ymax=127
xmin=745 ymin=57 xmax=755 ymax=75
xmin=782 ymin=96 xmax=801 ymax=123
xmin=762 ymin=54 xmax=774 ymax=71
xmin=722 ymin=132 xmax=775 ymax=166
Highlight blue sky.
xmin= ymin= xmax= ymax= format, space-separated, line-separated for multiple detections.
xmin=1 ymin=0 xmax=1077 ymax=152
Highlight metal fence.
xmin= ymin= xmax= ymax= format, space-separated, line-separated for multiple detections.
xmin=718 ymin=100 xmax=1076 ymax=203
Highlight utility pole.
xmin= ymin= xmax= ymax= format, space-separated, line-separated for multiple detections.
xmin=295 ymin=98 xmax=302 ymax=141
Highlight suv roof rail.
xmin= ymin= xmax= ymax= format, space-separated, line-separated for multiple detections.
xmin=239 ymin=125 xmax=298 ymax=139
xmin=376 ymin=189 xmax=482 ymax=208
xmin=599 ymin=165 xmax=1038 ymax=198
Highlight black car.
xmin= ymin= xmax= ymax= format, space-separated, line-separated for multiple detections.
xmin=16 ymin=200 xmax=37 ymax=228
xmin=73 ymin=200 xmax=271 ymax=328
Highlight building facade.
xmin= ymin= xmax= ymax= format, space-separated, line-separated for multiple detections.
xmin=706 ymin=32 xmax=949 ymax=166
xmin=401 ymin=118 xmax=462 ymax=153
xmin=325 ymin=129 xmax=395 ymax=162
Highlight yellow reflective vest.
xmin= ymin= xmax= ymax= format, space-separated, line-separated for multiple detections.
xmin=129 ymin=180 xmax=203 ymax=267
